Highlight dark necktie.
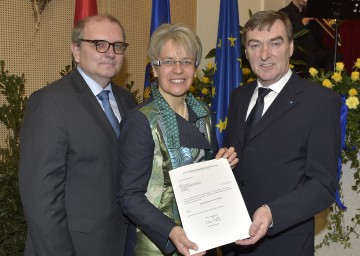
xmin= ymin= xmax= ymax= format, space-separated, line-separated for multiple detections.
xmin=97 ymin=90 xmax=120 ymax=138
xmin=244 ymin=87 xmax=271 ymax=142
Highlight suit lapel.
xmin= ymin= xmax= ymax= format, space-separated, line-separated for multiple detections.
xmin=111 ymin=83 xmax=127 ymax=119
xmin=247 ymin=74 xmax=304 ymax=143
xmin=70 ymin=70 xmax=117 ymax=142
xmin=237 ymin=83 xmax=256 ymax=149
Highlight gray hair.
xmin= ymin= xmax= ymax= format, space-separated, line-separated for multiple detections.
xmin=148 ymin=23 xmax=202 ymax=67
xmin=242 ymin=10 xmax=293 ymax=44
xmin=72 ymin=14 xmax=126 ymax=45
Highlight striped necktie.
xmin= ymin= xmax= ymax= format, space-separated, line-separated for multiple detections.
xmin=97 ymin=90 xmax=120 ymax=137
xmin=244 ymin=88 xmax=271 ymax=142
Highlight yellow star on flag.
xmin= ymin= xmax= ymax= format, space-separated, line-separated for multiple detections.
xmin=227 ymin=35 xmax=237 ymax=47
xmin=215 ymin=117 xmax=228 ymax=133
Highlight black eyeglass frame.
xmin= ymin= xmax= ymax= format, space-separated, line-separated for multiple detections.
xmin=79 ymin=39 xmax=129 ymax=54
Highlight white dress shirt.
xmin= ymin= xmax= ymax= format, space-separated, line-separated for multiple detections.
xmin=246 ymin=69 xmax=292 ymax=120
xmin=77 ymin=67 xmax=121 ymax=123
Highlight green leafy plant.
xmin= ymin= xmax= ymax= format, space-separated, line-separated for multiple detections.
xmin=0 ymin=60 xmax=28 ymax=256
xmin=30 ymin=0 xmax=53 ymax=28
xmin=308 ymin=60 xmax=360 ymax=249
xmin=190 ymin=60 xmax=215 ymax=104
xmin=124 ymin=80 xmax=141 ymax=104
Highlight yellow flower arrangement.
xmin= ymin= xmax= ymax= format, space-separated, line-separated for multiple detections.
xmin=191 ymin=63 xmax=214 ymax=104
xmin=201 ymin=88 xmax=210 ymax=95
xmin=349 ymin=88 xmax=358 ymax=96
xmin=309 ymin=67 xmax=319 ymax=77
xmin=351 ymin=71 xmax=359 ymax=82
xmin=191 ymin=60 xmax=257 ymax=105
xmin=242 ymin=65 xmax=257 ymax=84
xmin=355 ymin=58 xmax=360 ymax=69
xmin=331 ymin=71 xmax=342 ymax=82
xmin=336 ymin=62 xmax=345 ymax=72
xmin=322 ymin=78 xmax=332 ymax=88
xmin=346 ymin=96 xmax=360 ymax=109
xmin=201 ymin=76 xmax=210 ymax=84
xmin=242 ymin=67 xmax=251 ymax=76
xmin=308 ymin=61 xmax=360 ymax=111
xmin=308 ymin=60 xmax=360 ymax=249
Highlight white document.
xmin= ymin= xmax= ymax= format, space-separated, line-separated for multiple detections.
xmin=169 ymin=158 xmax=251 ymax=254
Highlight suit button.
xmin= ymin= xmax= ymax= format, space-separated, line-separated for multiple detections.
xmin=239 ymin=180 xmax=246 ymax=186
xmin=124 ymin=218 xmax=129 ymax=224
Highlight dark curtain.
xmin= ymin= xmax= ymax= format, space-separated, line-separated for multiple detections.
xmin=338 ymin=20 xmax=360 ymax=73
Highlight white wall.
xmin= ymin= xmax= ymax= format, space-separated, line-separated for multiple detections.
xmin=197 ymin=0 xmax=257 ymax=68
xmin=264 ymin=0 xmax=289 ymax=10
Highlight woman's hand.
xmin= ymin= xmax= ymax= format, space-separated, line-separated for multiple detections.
xmin=169 ymin=226 xmax=206 ymax=256
xmin=215 ymin=147 xmax=238 ymax=168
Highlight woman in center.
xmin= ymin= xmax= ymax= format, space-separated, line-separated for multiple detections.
xmin=117 ymin=23 xmax=238 ymax=256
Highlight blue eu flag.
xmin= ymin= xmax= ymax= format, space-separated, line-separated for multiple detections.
xmin=143 ymin=0 xmax=171 ymax=101
xmin=211 ymin=0 xmax=242 ymax=147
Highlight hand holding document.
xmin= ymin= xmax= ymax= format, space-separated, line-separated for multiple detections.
xmin=169 ymin=158 xmax=251 ymax=254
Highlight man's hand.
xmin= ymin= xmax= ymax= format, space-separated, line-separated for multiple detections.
xmin=215 ymin=147 xmax=238 ymax=169
xmin=169 ymin=226 xmax=206 ymax=256
xmin=234 ymin=205 xmax=272 ymax=246
xmin=302 ymin=17 xmax=315 ymax=25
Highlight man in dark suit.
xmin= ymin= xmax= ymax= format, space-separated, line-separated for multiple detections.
xmin=19 ymin=14 xmax=136 ymax=256
xmin=225 ymin=10 xmax=341 ymax=255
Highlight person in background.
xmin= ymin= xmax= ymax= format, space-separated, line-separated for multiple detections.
xmin=279 ymin=0 xmax=336 ymax=74
xmin=116 ymin=23 xmax=238 ymax=256
xmin=225 ymin=10 xmax=341 ymax=256
xmin=19 ymin=14 xmax=136 ymax=256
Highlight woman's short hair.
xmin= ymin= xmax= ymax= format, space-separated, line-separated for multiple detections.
xmin=148 ymin=23 xmax=202 ymax=67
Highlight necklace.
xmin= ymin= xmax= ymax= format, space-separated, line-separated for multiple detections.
xmin=182 ymin=101 xmax=188 ymax=119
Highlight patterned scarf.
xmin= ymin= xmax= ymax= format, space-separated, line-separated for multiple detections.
xmin=151 ymin=82 xmax=208 ymax=149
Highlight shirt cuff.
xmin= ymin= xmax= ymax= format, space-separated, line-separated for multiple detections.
xmin=262 ymin=204 xmax=273 ymax=228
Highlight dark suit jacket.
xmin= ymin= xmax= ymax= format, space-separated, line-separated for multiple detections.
xmin=225 ymin=73 xmax=341 ymax=255
xmin=19 ymin=69 xmax=137 ymax=256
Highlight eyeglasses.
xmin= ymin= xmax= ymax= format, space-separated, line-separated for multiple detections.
xmin=151 ymin=59 xmax=199 ymax=68
xmin=79 ymin=39 xmax=129 ymax=54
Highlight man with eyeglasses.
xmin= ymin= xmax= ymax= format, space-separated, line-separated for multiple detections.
xmin=19 ymin=14 xmax=136 ymax=256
